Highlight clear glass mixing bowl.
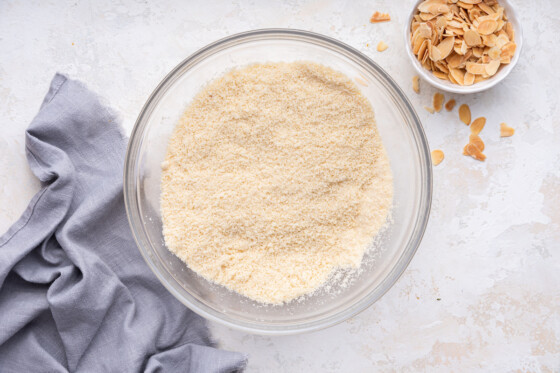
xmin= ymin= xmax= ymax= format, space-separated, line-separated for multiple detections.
xmin=124 ymin=29 xmax=432 ymax=335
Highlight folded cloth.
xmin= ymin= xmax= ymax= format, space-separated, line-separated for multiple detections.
xmin=0 ymin=74 xmax=247 ymax=372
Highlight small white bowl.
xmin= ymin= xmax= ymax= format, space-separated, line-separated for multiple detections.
xmin=404 ymin=0 xmax=523 ymax=94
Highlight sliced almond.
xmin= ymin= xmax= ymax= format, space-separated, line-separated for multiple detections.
xmin=430 ymin=42 xmax=442 ymax=61
xmin=480 ymin=55 xmax=491 ymax=64
xmin=418 ymin=22 xmax=433 ymax=38
xmin=413 ymin=33 xmax=427 ymax=54
xmin=472 ymin=47 xmax=484 ymax=57
xmin=496 ymin=34 xmax=510 ymax=49
xmin=464 ymin=71 xmax=475 ymax=85
xmin=449 ymin=67 xmax=465 ymax=85
xmin=435 ymin=60 xmax=450 ymax=73
xmin=434 ymin=36 xmax=455 ymax=60
xmin=500 ymin=122 xmax=515 ymax=137
xmin=447 ymin=19 xmax=464 ymax=28
xmin=478 ymin=2 xmax=495 ymax=14
xmin=500 ymin=41 xmax=517 ymax=59
xmin=370 ymin=11 xmax=391 ymax=23
xmin=496 ymin=19 xmax=505 ymax=32
xmin=505 ymin=22 xmax=515 ymax=40
xmin=459 ymin=104 xmax=471 ymax=125
xmin=457 ymin=1 xmax=474 ymax=9
xmin=433 ymin=92 xmax=445 ymax=112
xmin=485 ymin=59 xmax=500 ymax=76
xmin=424 ymin=106 xmax=435 ymax=114
xmin=500 ymin=56 xmax=511 ymax=64
xmin=468 ymin=7 xmax=482 ymax=21
xmin=464 ymin=143 xmax=486 ymax=161
xmin=453 ymin=39 xmax=468 ymax=55
xmin=448 ymin=71 xmax=459 ymax=84
xmin=431 ymin=149 xmax=445 ymax=166
xmin=433 ymin=70 xmax=449 ymax=80
xmin=464 ymin=29 xmax=482 ymax=46
xmin=446 ymin=51 xmax=464 ymax=68
xmin=377 ymin=41 xmax=389 ymax=52
xmin=419 ymin=12 xmax=438 ymax=21
xmin=436 ymin=16 xmax=448 ymax=28
xmin=469 ymin=134 xmax=485 ymax=151
xmin=488 ymin=46 xmax=501 ymax=60
xmin=477 ymin=19 xmax=498 ymax=35
xmin=418 ymin=0 xmax=451 ymax=15
xmin=474 ymin=75 xmax=487 ymax=83
xmin=417 ymin=39 xmax=429 ymax=61
xmin=470 ymin=117 xmax=486 ymax=134
xmin=465 ymin=61 xmax=487 ymax=75
xmin=412 ymin=75 xmax=420 ymax=94
xmin=445 ymin=98 xmax=456 ymax=111
xmin=482 ymin=34 xmax=497 ymax=47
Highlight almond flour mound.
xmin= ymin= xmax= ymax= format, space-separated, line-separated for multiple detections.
xmin=160 ymin=62 xmax=393 ymax=304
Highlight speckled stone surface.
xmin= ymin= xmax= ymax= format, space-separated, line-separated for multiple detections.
xmin=1 ymin=0 xmax=559 ymax=371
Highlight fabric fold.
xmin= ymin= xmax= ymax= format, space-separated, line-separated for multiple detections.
xmin=0 ymin=74 xmax=247 ymax=372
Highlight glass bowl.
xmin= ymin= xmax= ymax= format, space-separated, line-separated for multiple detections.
xmin=124 ymin=29 xmax=432 ymax=335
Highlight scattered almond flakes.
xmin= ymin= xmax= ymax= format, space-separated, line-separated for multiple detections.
xmin=424 ymin=106 xmax=435 ymax=114
xmin=433 ymin=93 xmax=445 ymax=112
xmin=412 ymin=75 xmax=420 ymax=94
xmin=377 ymin=41 xmax=389 ymax=52
xmin=459 ymin=104 xmax=471 ymax=125
xmin=470 ymin=117 xmax=486 ymax=134
xmin=410 ymin=0 xmax=516 ymax=85
xmin=370 ymin=11 xmax=391 ymax=23
xmin=445 ymin=99 xmax=456 ymax=111
xmin=500 ymin=122 xmax=515 ymax=137
xmin=431 ymin=150 xmax=445 ymax=166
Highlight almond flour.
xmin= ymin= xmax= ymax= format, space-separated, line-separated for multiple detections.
xmin=160 ymin=62 xmax=393 ymax=304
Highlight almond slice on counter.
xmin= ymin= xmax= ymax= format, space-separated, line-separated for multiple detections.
xmin=459 ymin=104 xmax=471 ymax=125
xmin=431 ymin=150 xmax=445 ymax=165
xmin=470 ymin=117 xmax=486 ymax=134
xmin=370 ymin=11 xmax=391 ymax=23
xmin=445 ymin=98 xmax=456 ymax=111
xmin=500 ymin=122 xmax=515 ymax=137
xmin=377 ymin=41 xmax=389 ymax=52
xmin=412 ymin=75 xmax=420 ymax=93
xmin=433 ymin=93 xmax=445 ymax=112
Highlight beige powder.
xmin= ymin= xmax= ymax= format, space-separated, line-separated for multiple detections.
xmin=161 ymin=62 xmax=393 ymax=304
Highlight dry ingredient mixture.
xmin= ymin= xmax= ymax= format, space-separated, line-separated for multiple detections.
xmin=160 ymin=62 xmax=393 ymax=304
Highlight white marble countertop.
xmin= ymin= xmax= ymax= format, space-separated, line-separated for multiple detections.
xmin=1 ymin=0 xmax=559 ymax=371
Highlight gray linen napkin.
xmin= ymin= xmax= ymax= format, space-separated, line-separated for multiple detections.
xmin=0 ymin=74 xmax=247 ymax=372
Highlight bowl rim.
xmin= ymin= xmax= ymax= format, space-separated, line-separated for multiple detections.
xmin=404 ymin=0 xmax=523 ymax=94
xmin=124 ymin=28 xmax=433 ymax=335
